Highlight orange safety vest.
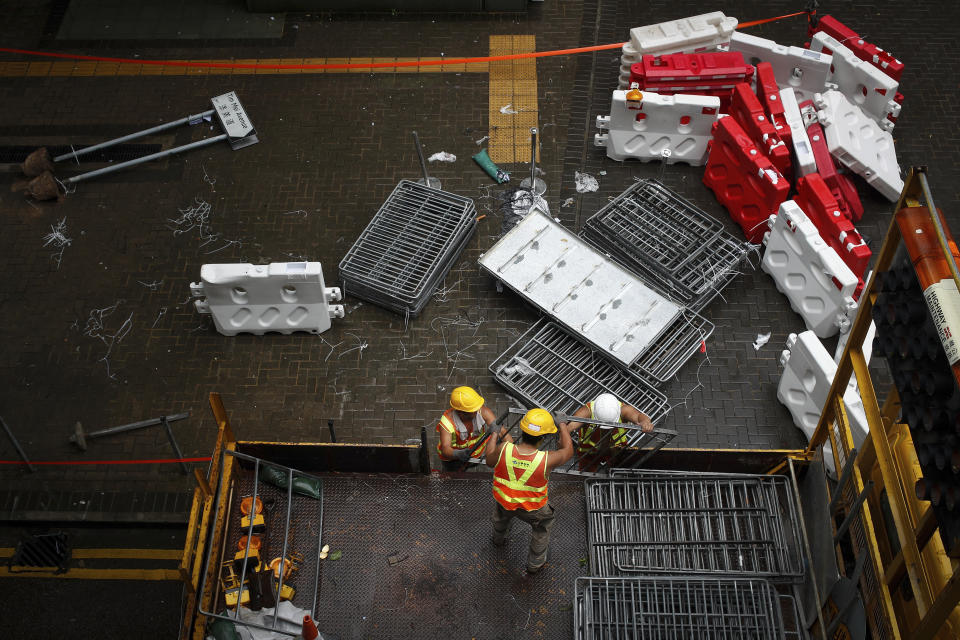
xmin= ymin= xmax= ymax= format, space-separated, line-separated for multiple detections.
xmin=492 ymin=443 xmax=549 ymax=511
xmin=436 ymin=408 xmax=486 ymax=461
xmin=578 ymin=399 xmax=628 ymax=453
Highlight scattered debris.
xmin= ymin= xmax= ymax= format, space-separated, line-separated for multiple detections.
xmin=281 ymin=209 xmax=308 ymax=217
xmin=81 ymin=301 xmax=133 ymax=380
xmin=168 ymin=197 xmax=243 ymax=254
xmin=201 ymin=164 xmax=216 ymax=191
xmin=398 ymin=340 xmax=432 ymax=361
xmin=574 ymin=171 xmax=599 ymax=193
xmin=337 ymin=332 xmax=368 ymax=361
xmin=388 ymin=552 xmax=408 ymax=566
xmin=138 ymin=280 xmax=163 ymax=290
xmin=428 ymin=152 xmax=457 ymax=163
xmin=152 ymin=307 xmax=167 ymax=329
xmin=753 ymin=332 xmax=772 ymax=351
xmin=475 ymin=135 xmax=489 ymax=145
xmin=41 ymin=217 xmax=72 ymax=269
xmin=499 ymin=104 xmax=518 ymax=115
xmin=561 ymin=197 xmax=575 ymax=207
xmin=473 ymin=149 xmax=510 ymax=184
xmin=319 ymin=544 xmax=330 ymax=560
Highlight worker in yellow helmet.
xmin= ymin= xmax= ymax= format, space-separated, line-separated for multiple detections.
xmin=564 ymin=392 xmax=653 ymax=451
xmin=436 ymin=386 xmax=504 ymax=471
xmin=484 ymin=408 xmax=573 ymax=574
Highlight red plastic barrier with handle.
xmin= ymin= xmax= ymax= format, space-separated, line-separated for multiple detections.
xmin=795 ymin=174 xmax=871 ymax=291
xmin=800 ymin=99 xmax=864 ymax=222
xmin=809 ymin=15 xmax=904 ymax=82
xmin=629 ymin=52 xmax=754 ymax=114
xmin=703 ymin=116 xmax=789 ymax=243
xmin=754 ymin=62 xmax=792 ymax=150
xmin=729 ymin=83 xmax=792 ymax=177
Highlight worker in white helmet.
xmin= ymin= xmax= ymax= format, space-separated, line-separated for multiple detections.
xmin=436 ymin=386 xmax=505 ymax=471
xmin=562 ymin=393 xmax=654 ymax=457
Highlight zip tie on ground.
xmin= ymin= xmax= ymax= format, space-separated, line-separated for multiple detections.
xmin=0 ymin=12 xmax=809 ymax=71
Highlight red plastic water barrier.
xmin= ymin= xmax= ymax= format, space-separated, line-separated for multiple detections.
xmin=795 ymin=174 xmax=871 ymax=288
xmin=754 ymin=62 xmax=792 ymax=149
xmin=729 ymin=83 xmax=792 ymax=177
xmin=809 ymin=15 xmax=904 ymax=82
xmin=629 ymin=52 xmax=753 ymax=113
xmin=703 ymin=116 xmax=789 ymax=243
xmin=800 ymin=99 xmax=864 ymax=222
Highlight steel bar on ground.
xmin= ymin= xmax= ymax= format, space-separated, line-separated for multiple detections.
xmin=64 ymin=135 xmax=227 ymax=183
xmin=53 ymin=110 xmax=214 ymax=162
xmin=0 ymin=415 xmax=35 ymax=472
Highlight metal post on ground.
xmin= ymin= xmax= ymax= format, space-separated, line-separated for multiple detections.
xmin=520 ymin=127 xmax=546 ymax=196
xmin=0 ymin=415 xmax=35 ymax=473
xmin=412 ymin=131 xmax=440 ymax=189
xmin=53 ymin=110 xmax=215 ymax=163
xmin=161 ymin=416 xmax=189 ymax=475
xmin=70 ymin=411 xmax=191 ymax=451
xmin=64 ymin=135 xmax=227 ymax=184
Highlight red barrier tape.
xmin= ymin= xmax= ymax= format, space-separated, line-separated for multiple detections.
xmin=0 ymin=11 xmax=809 ymax=71
xmin=0 ymin=457 xmax=211 ymax=466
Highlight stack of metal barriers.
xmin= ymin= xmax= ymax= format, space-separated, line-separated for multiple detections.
xmin=339 ymin=180 xmax=476 ymax=316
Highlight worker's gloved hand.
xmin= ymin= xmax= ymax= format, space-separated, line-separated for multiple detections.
xmin=452 ymin=449 xmax=472 ymax=461
xmin=485 ymin=420 xmax=499 ymax=434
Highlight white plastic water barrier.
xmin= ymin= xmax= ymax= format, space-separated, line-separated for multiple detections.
xmin=779 ymin=87 xmax=817 ymax=176
xmin=478 ymin=208 xmax=682 ymax=366
xmin=728 ymin=31 xmax=831 ymax=102
xmin=595 ymin=90 xmax=720 ymax=165
xmin=762 ymin=200 xmax=858 ymax=338
xmin=815 ymin=90 xmax=903 ymax=201
xmin=191 ymin=262 xmax=344 ymax=336
xmin=778 ymin=330 xmax=869 ymax=473
xmin=618 ymin=12 xmax=738 ymax=88
xmin=810 ymin=31 xmax=900 ymax=129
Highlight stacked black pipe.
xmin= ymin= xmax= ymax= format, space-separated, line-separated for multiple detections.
xmin=872 ymin=253 xmax=960 ymax=555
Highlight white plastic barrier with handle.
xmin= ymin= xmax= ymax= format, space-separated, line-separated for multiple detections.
xmin=762 ymin=200 xmax=858 ymax=338
xmin=815 ymin=90 xmax=903 ymax=201
xmin=595 ymin=90 xmax=720 ymax=165
xmin=810 ymin=31 xmax=900 ymax=130
xmin=617 ymin=12 xmax=738 ymax=88
xmin=778 ymin=330 xmax=869 ymax=473
xmin=779 ymin=87 xmax=817 ymax=176
xmin=728 ymin=31 xmax=832 ymax=102
xmin=191 ymin=261 xmax=344 ymax=336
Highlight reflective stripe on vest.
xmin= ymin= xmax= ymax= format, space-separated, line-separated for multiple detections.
xmin=493 ymin=443 xmax=548 ymax=511
xmin=580 ymin=400 xmax=627 ymax=451
xmin=436 ymin=409 xmax=486 ymax=460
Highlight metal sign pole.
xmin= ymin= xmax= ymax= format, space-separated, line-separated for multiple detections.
xmin=65 ymin=136 xmax=227 ymax=184
xmin=0 ymin=416 xmax=35 ymax=472
xmin=53 ymin=110 xmax=214 ymax=163
xmin=412 ymin=131 xmax=440 ymax=189
xmin=520 ymin=127 xmax=546 ymax=195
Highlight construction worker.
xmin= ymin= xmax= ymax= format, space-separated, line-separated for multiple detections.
xmin=436 ymin=386 xmax=504 ymax=471
xmin=485 ymin=408 xmax=573 ymax=574
xmin=564 ymin=392 xmax=654 ymax=451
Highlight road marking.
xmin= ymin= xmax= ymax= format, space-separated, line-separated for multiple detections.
xmin=488 ymin=35 xmax=539 ymax=165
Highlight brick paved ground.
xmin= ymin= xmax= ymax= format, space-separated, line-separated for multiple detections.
xmin=0 ymin=0 xmax=958 ymax=521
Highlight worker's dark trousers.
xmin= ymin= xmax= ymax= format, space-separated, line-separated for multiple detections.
xmin=491 ymin=501 xmax=556 ymax=570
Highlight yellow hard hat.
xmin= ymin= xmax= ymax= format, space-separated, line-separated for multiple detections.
xmin=520 ymin=408 xmax=556 ymax=436
xmin=450 ymin=386 xmax=484 ymax=413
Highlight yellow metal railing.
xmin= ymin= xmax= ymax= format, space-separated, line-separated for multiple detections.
xmin=806 ymin=167 xmax=960 ymax=639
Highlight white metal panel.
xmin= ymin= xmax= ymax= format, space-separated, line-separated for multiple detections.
xmin=728 ymin=31 xmax=831 ymax=102
xmin=595 ymin=90 xmax=720 ymax=165
xmin=815 ymin=90 xmax=903 ymax=201
xmin=779 ymin=87 xmax=817 ymax=176
xmin=191 ymin=262 xmax=343 ymax=336
xmin=617 ymin=12 xmax=738 ymax=88
xmin=761 ymin=200 xmax=858 ymax=338
xmin=478 ymin=208 xmax=682 ymax=366
xmin=810 ymin=32 xmax=900 ymax=129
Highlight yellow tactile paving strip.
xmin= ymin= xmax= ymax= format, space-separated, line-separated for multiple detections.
xmin=488 ymin=35 xmax=538 ymax=165
xmin=0 ymin=57 xmax=490 ymax=77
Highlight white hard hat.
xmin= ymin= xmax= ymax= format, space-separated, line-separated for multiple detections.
xmin=594 ymin=393 xmax=621 ymax=423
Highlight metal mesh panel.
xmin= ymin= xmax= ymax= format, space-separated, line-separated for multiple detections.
xmin=339 ymin=180 xmax=476 ymax=315
xmin=574 ymin=576 xmax=789 ymax=640
xmin=630 ymin=308 xmax=714 ymax=383
xmin=586 ymin=472 xmax=805 ymax=580
xmin=580 ymin=179 xmax=748 ymax=311
xmin=490 ymin=319 xmax=670 ymax=424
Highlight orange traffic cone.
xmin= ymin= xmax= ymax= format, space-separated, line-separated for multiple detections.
xmin=302 ymin=614 xmax=319 ymax=640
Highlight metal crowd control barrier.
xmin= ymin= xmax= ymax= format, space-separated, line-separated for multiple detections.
xmin=489 ymin=319 xmax=670 ymax=424
xmin=486 ymin=407 xmax=677 ymax=477
xmin=585 ymin=472 xmax=805 ymax=580
xmin=581 ymin=179 xmax=748 ymax=311
xmin=339 ymin=180 xmax=477 ymax=316
xmin=806 ymin=167 xmax=960 ymax=640
xmin=574 ymin=576 xmax=798 ymax=640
